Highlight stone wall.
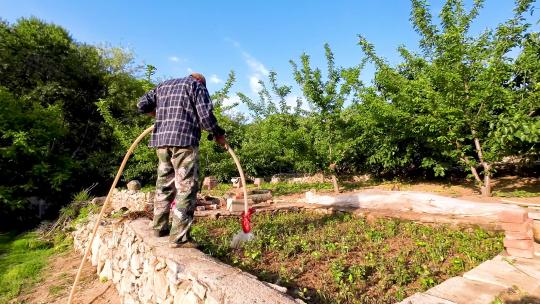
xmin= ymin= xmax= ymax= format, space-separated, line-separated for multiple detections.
xmin=108 ymin=189 xmax=154 ymax=213
xmin=73 ymin=216 xmax=297 ymax=304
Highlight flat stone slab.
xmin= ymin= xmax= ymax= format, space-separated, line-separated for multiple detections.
xmin=305 ymin=190 xmax=522 ymax=222
xmin=398 ymin=292 xmax=456 ymax=304
xmin=463 ymin=257 xmax=540 ymax=292
xmin=492 ymin=255 xmax=540 ymax=280
xmin=425 ymin=276 xmax=507 ymax=304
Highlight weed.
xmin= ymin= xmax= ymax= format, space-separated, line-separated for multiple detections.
xmin=494 ymin=190 xmax=538 ymax=198
xmin=48 ymin=285 xmax=63 ymax=296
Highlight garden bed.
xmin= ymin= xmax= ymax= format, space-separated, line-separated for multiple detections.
xmin=191 ymin=210 xmax=504 ymax=303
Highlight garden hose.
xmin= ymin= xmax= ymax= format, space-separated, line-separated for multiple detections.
xmin=224 ymin=143 xmax=255 ymax=248
xmin=68 ymin=125 xmax=154 ymax=304
xmin=68 ymin=125 xmax=254 ymax=302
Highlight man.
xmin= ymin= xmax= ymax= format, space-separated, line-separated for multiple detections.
xmin=137 ymin=73 xmax=226 ymax=247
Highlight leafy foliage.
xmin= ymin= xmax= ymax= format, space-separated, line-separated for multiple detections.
xmin=1 ymin=1 xmax=539 ymax=228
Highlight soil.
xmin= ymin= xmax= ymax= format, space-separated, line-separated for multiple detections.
xmin=15 ymin=249 xmax=120 ymax=304
xmin=193 ymin=211 xmax=504 ymax=303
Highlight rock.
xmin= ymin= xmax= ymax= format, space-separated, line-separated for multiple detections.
xmin=533 ymin=220 xmax=540 ymax=243
xmin=265 ymin=282 xmax=287 ymax=293
xmin=425 ymin=276 xmax=506 ymax=304
xmin=119 ymin=270 xmax=136 ymax=296
xmin=172 ymin=281 xmax=192 ymax=304
xmin=153 ymin=270 xmax=169 ymax=301
xmin=501 ymin=218 xmax=533 ymax=233
xmin=156 ymin=258 xmax=166 ymax=271
xmin=507 ymin=247 xmax=535 ymax=259
xmin=505 ymin=229 xmax=534 ymax=240
xmin=91 ymin=236 xmax=101 ymax=266
xmin=127 ymin=180 xmax=142 ymax=191
xmin=100 ymin=260 xmax=113 ymax=281
xmin=204 ymin=291 xmax=223 ymax=304
xmin=166 ymin=259 xmax=181 ymax=274
xmin=130 ymin=253 xmax=142 ymax=276
xmin=162 ymin=297 xmax=174 ymax=304
xmin=123 ymin=294 xmax=138 ymax=304
xmin=143 ymin=259 xmax=152 ymax=273
xmin=91 ymin=196 xmax=106 ymax=206
xmin=113 ymin=268 xmax=122 ymax=284
xmin=174 ymin=288 xmax=200 ymax=304
xmin=191 ymin=281 xmax=206 ymax=299
xmin=202 ymin=176 xmax=218 ymax=190
xmin=499 ymin=209 xmax=529 ymax=223
xmin=205 ymin=204 xmax=218 ymax=210
xmin=398 ymin=293 xmax=455 ymax=304
xmin=504 ymin=238 xmax=534 ymax=250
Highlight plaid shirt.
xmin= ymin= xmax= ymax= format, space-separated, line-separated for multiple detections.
xmin=137 ymin=76 xmax=224 ymax=147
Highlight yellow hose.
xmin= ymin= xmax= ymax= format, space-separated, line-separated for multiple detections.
xmin=68 ymin=125 xmax=154 ymax=304
xmin=224 ymin=144 xmax=249 ymax=214
xmin=68 ymin=126 xmax=251 ymax=302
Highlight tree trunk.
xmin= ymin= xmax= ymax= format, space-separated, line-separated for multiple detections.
xmin=481 ymin=171 xmax=492 ymax=197
xmin=331 ymin=174 xmax=339 ymax=194
xmin=471 ymin=129 xmax=492 ymax=197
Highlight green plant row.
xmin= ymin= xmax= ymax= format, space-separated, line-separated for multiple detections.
xmin=191 ymin=211 xmax=503 ymax=303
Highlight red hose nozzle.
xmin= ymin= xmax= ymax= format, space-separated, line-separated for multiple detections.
xmin=241 ymin=208 xmax=256 ymax=233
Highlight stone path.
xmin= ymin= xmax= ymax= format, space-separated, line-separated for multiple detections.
xmin=399 ymin=254 xmax=540 ymax=303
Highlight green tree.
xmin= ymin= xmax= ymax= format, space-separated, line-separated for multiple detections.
xmin=0 ymin=88 xmax=68 ymax=216
xmin=237 ymin=71 xmax=314 ymax=177
xmin=358 ymin=0 xmax=539 ymax=196
xmin=0 ymin=18 xmax=116 ymax=227
xmin=290 ymin=44 xmax=363 ymax=192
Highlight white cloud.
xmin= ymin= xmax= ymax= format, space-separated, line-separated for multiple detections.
xmin=225 ymin=38 xmax=269 ymax=95
xmin=186 ymin=67 xmax=193 ymax=73
xmin=285 ymin=95 xmax=300 ymax=107
xmin=222 ymin=94 xmax=241 ymax=107
xmin=169 ymin=56 xmax=180 ymax=62
xmin=249 ymin=75 xmax=263 ymax=94
xmin=209 ymin=74 xmax=223 ymax=84
xmin=242 ymin=51 xmax=269 ymax=76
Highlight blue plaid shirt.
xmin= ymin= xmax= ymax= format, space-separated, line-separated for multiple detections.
xmin=137 ymin=76 xmax=224 ymax=147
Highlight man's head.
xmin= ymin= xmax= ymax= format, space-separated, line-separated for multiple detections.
xmin=190 ymin=72 xmax=206 ymax=87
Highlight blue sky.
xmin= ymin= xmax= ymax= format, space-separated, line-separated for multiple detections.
xmin=1 ymin=0 xmax=537 ymax=109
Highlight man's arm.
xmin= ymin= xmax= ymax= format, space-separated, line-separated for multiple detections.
xmin=193 ymin=82 xmax=226 ymax=142
xmin=137 ymin=88 xmax=157 ymax=116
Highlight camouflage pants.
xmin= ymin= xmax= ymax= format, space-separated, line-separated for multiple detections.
xmin=153 ymin=146 xmax=199 ymax=244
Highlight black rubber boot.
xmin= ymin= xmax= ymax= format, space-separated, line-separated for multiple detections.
xmin=153 ymin=229 xmax=170 ymax=237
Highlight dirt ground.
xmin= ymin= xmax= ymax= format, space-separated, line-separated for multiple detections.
xmin=16 ymin=250 xmax=120 ymax=304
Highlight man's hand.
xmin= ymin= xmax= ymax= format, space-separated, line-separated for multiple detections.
xmin=214 ymin=134 xmax=227 ymax=147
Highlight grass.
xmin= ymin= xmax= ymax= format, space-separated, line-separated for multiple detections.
xmin=191 ymin=211 xmax=503 ymax=303
xmin=0 ymin=231 xmax=71 ymax=304
xmin=494 ymin=189 xmax=538 ymax=198
xmin=0 ymin=200 xmax=96 ymax=303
